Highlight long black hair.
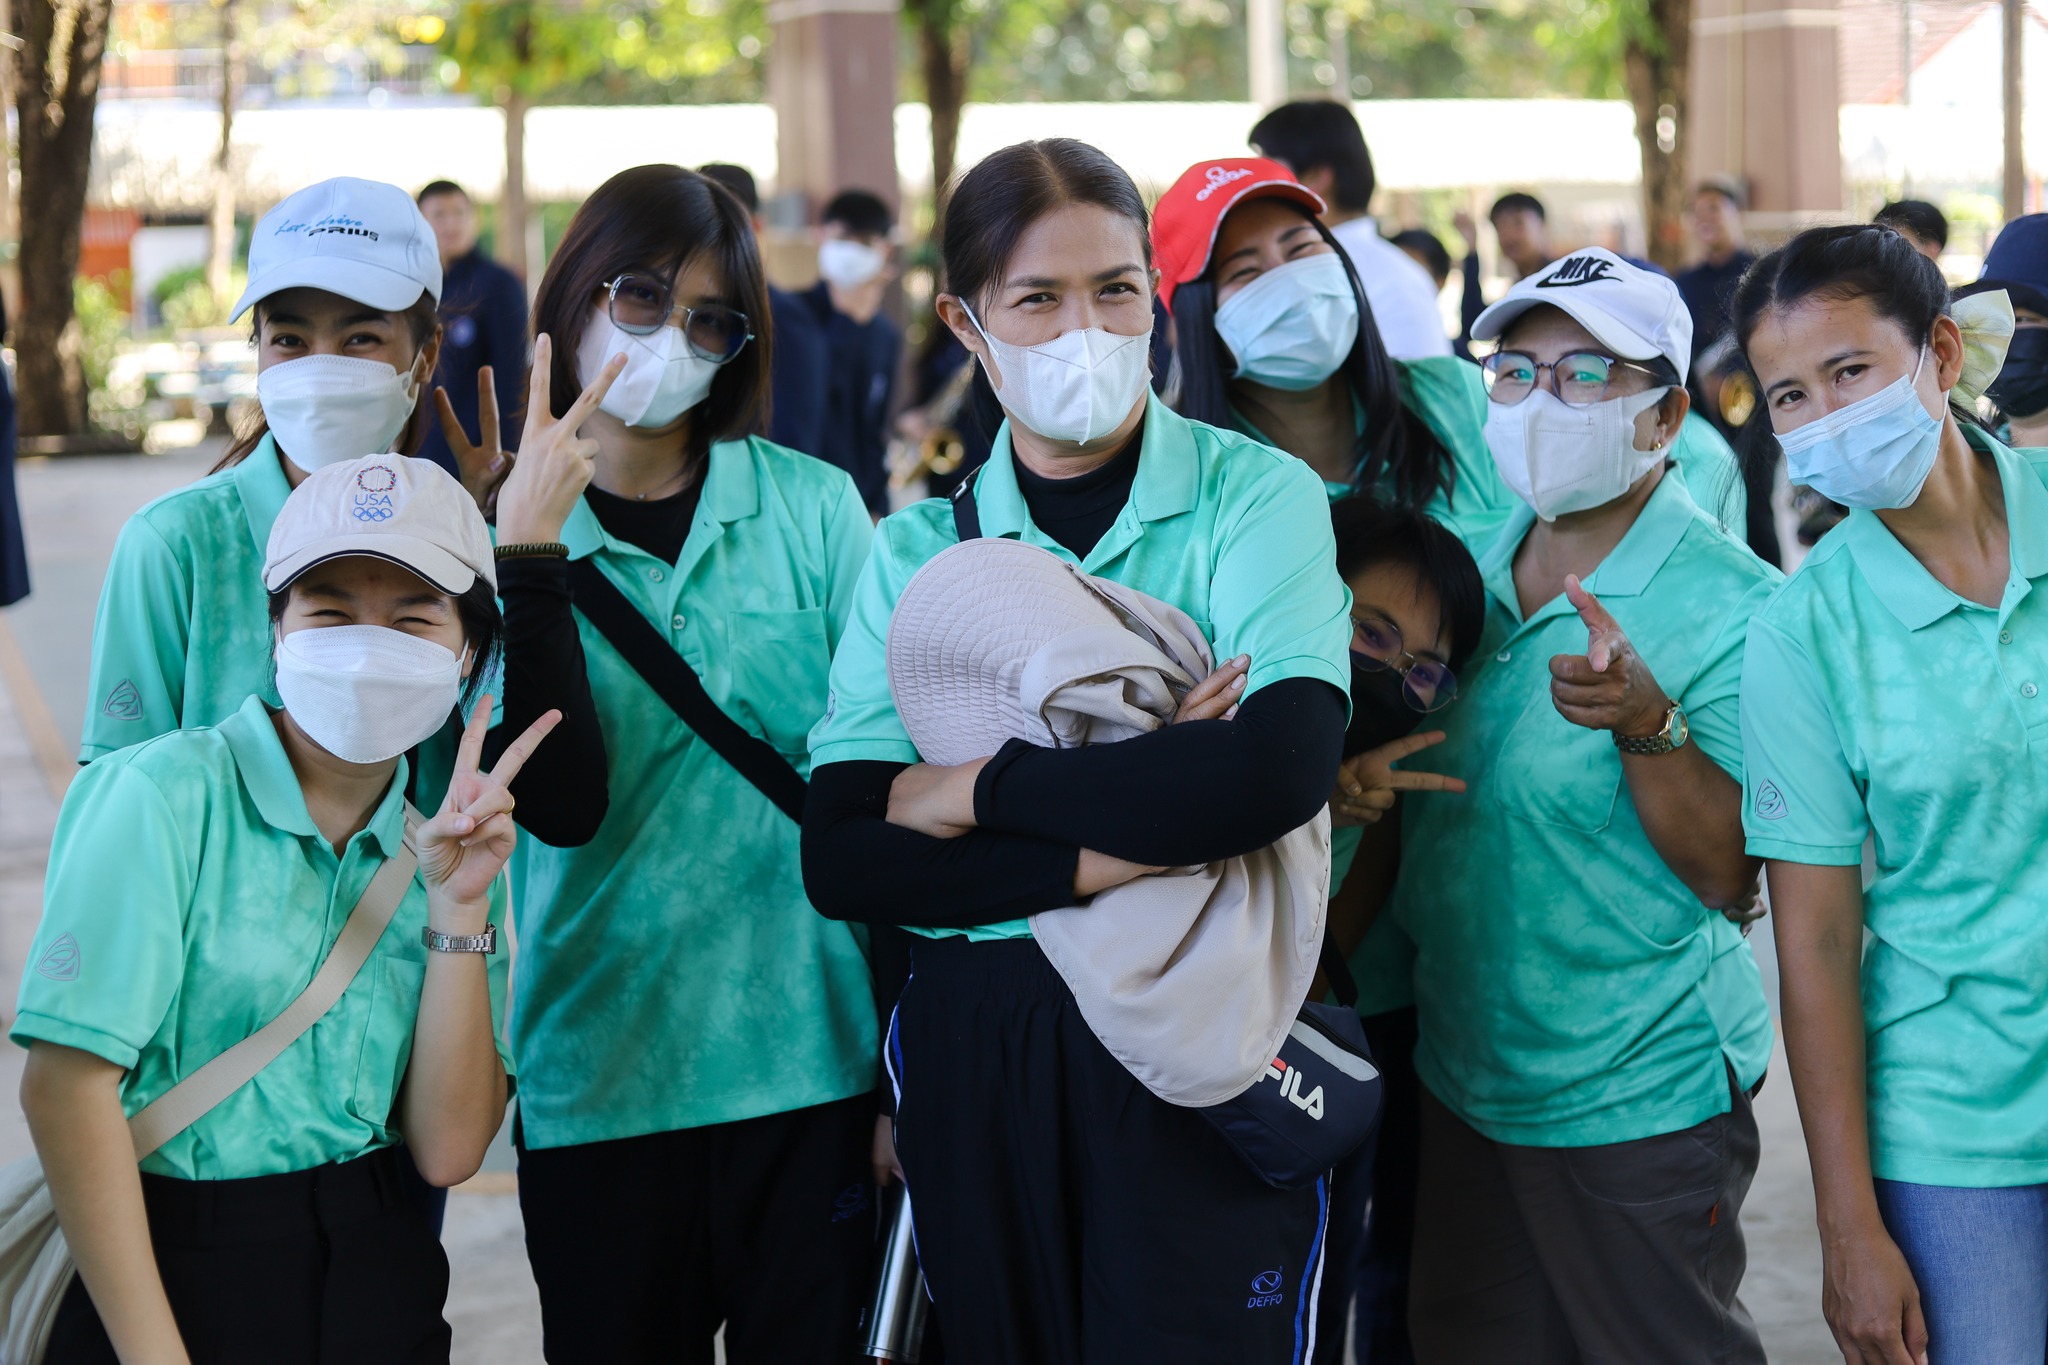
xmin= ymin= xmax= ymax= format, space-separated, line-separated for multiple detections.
xmin=1330 ymin=494 xmax=1484 ymax=673
xmin=1170 ymin=207 xmax=1459 ymax=513
xmin=529 ymin=164 xmax=773 ymax=465
xmin=938 ymin=139 xmax=1153 ymax=443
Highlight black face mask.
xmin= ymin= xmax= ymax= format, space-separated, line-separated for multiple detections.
xmin=1988 ymin=327 xmax=2048 ymax=421
xmin=1344 ymin=660 xmax=1426 ymax=758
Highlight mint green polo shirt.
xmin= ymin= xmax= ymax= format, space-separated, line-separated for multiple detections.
xmin=13 ymin=695 xmax=512 ymax=1181
xmin=506 ymin=436 xmax=880 ymax=1149
xmin=1741 ymin=432 xmax=2048 ymax=1187
xmin=810 ymin=394 xmax=1355 ymax=942
xmin=79 ymin=436 xmax=456 ymax=800
xmin=1387 ymin=470 xmax=1778 ymax=1146
xmin=82 ymin=437 xmax=292 ymax=760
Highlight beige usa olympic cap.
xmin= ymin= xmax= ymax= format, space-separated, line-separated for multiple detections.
xmin=263 ymin=455 xmax=495 ymax=595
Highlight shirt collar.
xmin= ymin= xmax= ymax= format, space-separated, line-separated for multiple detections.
xmin=562 ymin=437 xmax=760 ymax=561
xmin=1843 ymin=429 xmax=2048 ymax=630
xmin=235 ymin=433 xmax=292 ymax=560
xmin=216 ymin=694 xmax=411 ymax=855
xmin=1476 ymin=467 xmax=1700 ymax=625
xmin=975 ymin=393 xmax=1199 ymax=539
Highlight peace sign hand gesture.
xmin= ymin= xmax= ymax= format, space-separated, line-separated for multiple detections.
xmin=417 ymin=699 xmax=562 ymax=914
xmin=1331 ymin=730 xmax=1466 ymax=827
xmin=1548 ymin=575 xmax=1672 ymax=739
xmin=435 ymin=365 xmax=512 ymax=517
xmin=493 ymin=333 xmax=628 ymax=546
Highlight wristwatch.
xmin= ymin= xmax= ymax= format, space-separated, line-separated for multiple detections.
xmin=1614 ymin=702 xmax=1689 ymax=755
xmin=423 ymin=923 xmax=499 ymax=955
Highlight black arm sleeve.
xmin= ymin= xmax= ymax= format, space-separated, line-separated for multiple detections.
xmin=481 ymin=556 xmax=610 ymax=847
xmin=802 ymin=760 xmax=1083 ymax=927
xmin=972 ymin=676 xmax=1345 ymax=867
xmin=1459 ymin=253 xmax=1486 ymax=345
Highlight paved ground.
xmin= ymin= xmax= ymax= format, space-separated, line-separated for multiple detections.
xmin=0 ymin=448 xmax=1839 ymax=1364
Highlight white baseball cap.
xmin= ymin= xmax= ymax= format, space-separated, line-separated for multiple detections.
xmin=232 ymin=177 xmax=443 ymax=323
xmin=264 ymin=455 xmax=495 ymax=596
xmin=1473 ymin=247 xmax=1695 ymax=384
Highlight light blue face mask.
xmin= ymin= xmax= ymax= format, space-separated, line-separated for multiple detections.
xmin=1213 ymin=253 xmax=1361 ymax=391
xmin=1775 ymin=347 xmax=1943 ymax=511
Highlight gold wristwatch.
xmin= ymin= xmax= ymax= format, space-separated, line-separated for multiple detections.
xmin=1614 ymin=702 xmax=1689 ymax=756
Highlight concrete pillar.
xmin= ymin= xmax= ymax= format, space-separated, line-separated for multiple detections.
xmin=765 ymin=0 xmax=901 ymax=287
xmin=1688 ymin=0 xmax=1846 ymax=246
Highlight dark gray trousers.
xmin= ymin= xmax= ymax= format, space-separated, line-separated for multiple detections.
xmin=1408 ymin=1075 xmax=1764 ymax=1365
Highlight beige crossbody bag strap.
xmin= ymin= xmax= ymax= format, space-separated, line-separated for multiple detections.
xmin=123 ymin=804 xmax=425 ymax=1160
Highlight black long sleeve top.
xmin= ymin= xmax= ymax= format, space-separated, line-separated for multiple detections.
xmin=800 ymin=432 xmax=1347 ymax=929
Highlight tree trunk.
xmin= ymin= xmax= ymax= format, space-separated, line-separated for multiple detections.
xmin=496 ymin=11 xmax=534 ymax=282
xmin=912 ymin=0 xmax=966 ymax=209
xmin=15 ymin=0 xmax=113 ymax=437
xmin=1624 ymin=0 xmax=1692 ymax=274
xmin=207 ymin=0 xmax=240 ymax=304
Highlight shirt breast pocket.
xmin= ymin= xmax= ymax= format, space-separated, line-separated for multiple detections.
xmin=726 ymin=607 xmax=832 ymax=757
xmin=350 ymin=955 xmax=424 ymax=1131
xmin=1490 ymin=693 xmax=1624 ymax=833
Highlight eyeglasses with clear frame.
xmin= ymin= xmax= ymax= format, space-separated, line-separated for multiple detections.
xmin=1480 ymin=350 xmax=1665 ymax=407
xmin=602 ymin=274 xmax=753 ymax=363
xmin=1350 ymin=615 xmax=1458 ymax=713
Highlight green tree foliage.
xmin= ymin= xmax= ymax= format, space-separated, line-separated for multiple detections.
xmin=437 ymin=0 xmax=766 ymax=106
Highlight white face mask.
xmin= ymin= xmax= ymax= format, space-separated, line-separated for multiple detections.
xmin=274 ymin=624 xmax=464 ymax=765
xmin=1485 ymin=385 xmax=1672 ymax=522
xmin=257 ymin=354 xmax=422 ymax=471
xmin=962 ymin=302 xmax=1153 ymax=445
xmin=818 ymin=239 xmax=888 ymax=289
xmin=578 ymin=307 xmax=719 ymax=429
xmin=1213 ymin=253 xmax=1361 ymax=392
xmin=1775 ymin=347 xmax=1943 ymax=511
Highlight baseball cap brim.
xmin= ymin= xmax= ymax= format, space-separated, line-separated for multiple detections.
xmin=263 ymin=536 xmax=480 ymax=596
xmin=231 ymin=257 xmax=437 ymax=323
xmin=1472 ymin=292 xmax=1664 ymax=362
xmin=1170 ymin=178 xmax=1328 ymax=290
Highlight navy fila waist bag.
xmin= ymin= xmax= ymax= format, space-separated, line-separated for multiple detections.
xmin=1197 ymin=941 xmax=1384 ymax=1190
xmin=948 ymin=472 xmax=1381 ymax=1189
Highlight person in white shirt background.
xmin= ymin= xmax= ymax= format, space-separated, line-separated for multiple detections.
xmin=1249 ymin=100 xmax=1454 ymax=362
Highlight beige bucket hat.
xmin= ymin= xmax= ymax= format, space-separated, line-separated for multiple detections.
xmin=886 ymin=537 xmax=1330 ymax=1108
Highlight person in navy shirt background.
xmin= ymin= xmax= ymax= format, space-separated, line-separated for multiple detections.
xmin=803 ymin=189 xmax=903 ymax=517
xmin=415 ymin=180 xmax=530 ymax=476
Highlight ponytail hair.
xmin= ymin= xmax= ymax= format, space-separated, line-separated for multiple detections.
xmin=938 ymin=139 xmax=1153 ymax=442
xmin=1168 ymin=207 xmax=1458 ymax=512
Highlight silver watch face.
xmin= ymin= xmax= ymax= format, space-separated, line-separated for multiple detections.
xmin=1668 ymin=706 xmax=1690 ymax=748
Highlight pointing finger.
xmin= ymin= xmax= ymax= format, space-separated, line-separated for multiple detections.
xmin=433 ymin=385 xmax=468 ymax=453
xmin=522 ymin=335 xmax=555 ymax=442
xmin=1382 ymin=769 xmax=1467 ymax=794
xmin=477 ymin=365 xmax=502 ymax=455
xmin=563 ymin=351 xmax=629 ymax=431
xmin=1370 ymin=730 xmax=1450 ymax=765
xmin=454 ymin=697 xmax=493 ymax=777
xmin=1565 ymin=574 xmax=1620 ymax=637
xmin=486 ymin=708 xmax=562 ymax=788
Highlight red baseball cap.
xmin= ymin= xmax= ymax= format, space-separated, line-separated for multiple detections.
xmin=1152 ymin=158 xmax=1327 ymax=314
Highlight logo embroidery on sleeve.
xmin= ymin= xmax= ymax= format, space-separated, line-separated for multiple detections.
xmin=102 ymin=680 xmax=142 ymax=721
xmin=36 ymin=934 xmax=81 ymax=982
xmin=1754 ymin=781 xmax=1788 ymax=821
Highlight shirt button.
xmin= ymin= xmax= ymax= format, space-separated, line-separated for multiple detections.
xmin=1496 ymin=650 xmax=1512 ymax=663
xmin=2026 ymin=682 xmax=2040 ymax=699
xmin=2002 ymin=629 xmax=2016 ymax=645
xmin=648 ymin=567 xmax=665 ymax=583
xmin=671 ymin=614 xmax=686 ymax=631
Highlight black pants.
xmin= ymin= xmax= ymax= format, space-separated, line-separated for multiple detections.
xmin=1313 ymin=1006 xmax=1420 ymax=1365
xmin=515 ymin=1093 xmax=878 ymax=1364
xmin=46 ymin=1146 xmax=451 ymax=1365
xmin=890 ymin=936 xmax=1330 ymax=1365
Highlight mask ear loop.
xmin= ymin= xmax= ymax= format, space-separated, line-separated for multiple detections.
xmin=957 ymin=300 xmax=1007 ymax=392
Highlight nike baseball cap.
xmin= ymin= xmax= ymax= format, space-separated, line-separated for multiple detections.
xmin=232 ymin=177 xmax=444 ymax=323
xmin=264 ymin=455 xmax=495 ymax=596
xmin=1473 ymin=247 xmax=1694 ymax=383
xmin=1152 ymin=158 xmax=1328 ymax=314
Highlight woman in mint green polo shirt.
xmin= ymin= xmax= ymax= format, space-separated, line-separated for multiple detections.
xmin=1387 ymin=249 xmax=1776 ymax=1363
xmin=802 ymin=138 xmax=1353 ymax=1364
xmin=471 ymin=165 xmax=882 ymax=1365
xmin=1736 ymin=225 xmax=2048 ymax=1365
xmin=80 ymin=176 xmax=497 ymax=770
xmin=18 ymin=453 xmax=554 ymax=1363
